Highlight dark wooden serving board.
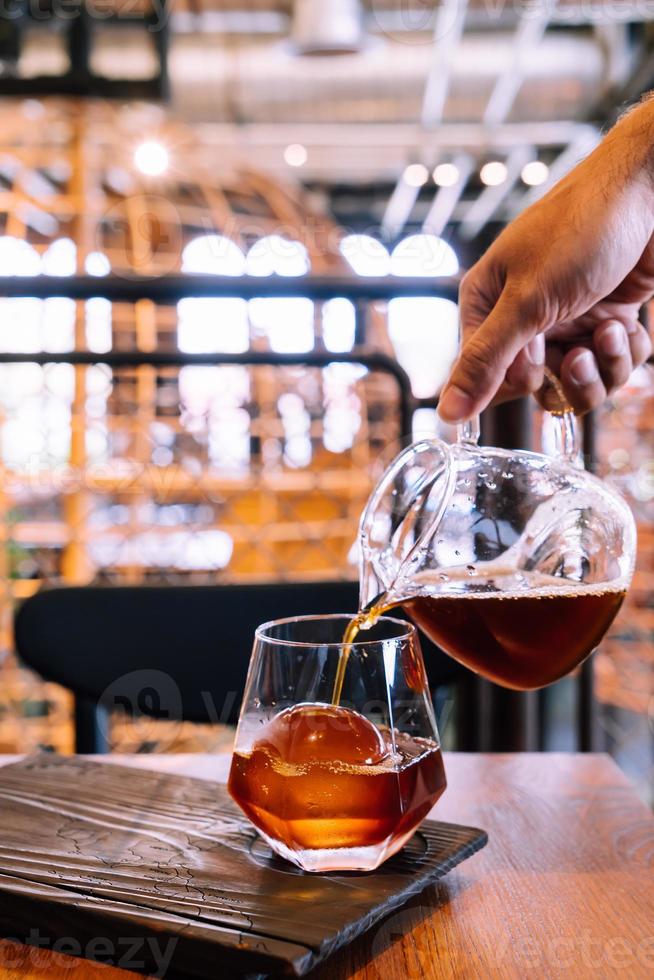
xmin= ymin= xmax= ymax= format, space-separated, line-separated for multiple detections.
xmin=0 ymin=755 xmax=487 ymax=978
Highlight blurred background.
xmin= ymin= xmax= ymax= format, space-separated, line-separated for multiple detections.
xmin=0 ymin=0 xmax=651 ymax=800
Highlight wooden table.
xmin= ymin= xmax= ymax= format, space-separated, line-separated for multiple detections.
xmin=0 ymin=752 xmax=652 ymax=979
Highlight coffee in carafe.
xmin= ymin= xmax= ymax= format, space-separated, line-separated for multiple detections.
xmin=402 ymin=572 xmax=625 ymax=690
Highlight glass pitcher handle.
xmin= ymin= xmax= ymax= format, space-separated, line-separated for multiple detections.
xmin=456 ymin=416 xmax=480 ymax=445
xmin=454 ymin=370 xmax=581 ymax=463
xmin=453 ymin=312 xmax=481 ymax=447
xmin=541 ymin=367 xmax=582 ymax=465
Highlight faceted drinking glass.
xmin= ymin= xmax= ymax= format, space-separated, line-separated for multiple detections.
xmin=228 ymin=614 xmax=445 ymax=873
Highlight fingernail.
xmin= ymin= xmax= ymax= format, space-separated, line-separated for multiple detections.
xmin=439 ymin=385 xmax=474 ymax=422
xmin=599 ymin=322 xmax=627 ymax=358
xmin=569 ymin=350 xmax=599 ymax=386
xmin=526 ymin=334 xmax=545 ymax=365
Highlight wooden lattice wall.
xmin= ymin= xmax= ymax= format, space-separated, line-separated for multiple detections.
xmin=0 ymin=97 xmax=404 ymax=753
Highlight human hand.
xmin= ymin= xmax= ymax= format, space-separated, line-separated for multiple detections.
xmin=439 ymin=101 xmax=654 ymax=422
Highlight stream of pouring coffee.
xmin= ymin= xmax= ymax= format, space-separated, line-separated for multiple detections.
xmin=332 ymin=593 xmax=395 ymax=705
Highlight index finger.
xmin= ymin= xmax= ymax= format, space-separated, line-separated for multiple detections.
xmin=438 ymin=290 xmax=542 ymax=422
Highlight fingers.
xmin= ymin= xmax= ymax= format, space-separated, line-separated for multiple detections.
xmin=439 ymin=289 xmax=540 ymax=422
xmin=537 ymin=318 xmax=650 ymax=414
xmin=625 ymin=319 xmax=652 ymax=368
xmin=490 ymin=336 xmax=546 ymax=405
xmin=504 ymin=335 xmax=546 ymax=394
xmin=559 ymin=347 xmax=607 ymax=413
xmin=441 ymin=280 xmax=651 ymax=421
xmin=593 ymin=321 xmax=633 ymax=393
xmin=560 ymin=319 xmax=650 ymax=412
xmin=457 ymin=265 xmax=494 ymax=338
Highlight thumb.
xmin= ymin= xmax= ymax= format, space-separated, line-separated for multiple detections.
xmin=438 ymin=290 xmax=541 ymax=422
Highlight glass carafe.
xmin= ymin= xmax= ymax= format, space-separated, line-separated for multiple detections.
xmin=358 ymin=405 xmax=636 ymax=690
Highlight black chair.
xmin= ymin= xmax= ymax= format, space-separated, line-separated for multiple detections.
xmin=15 ymin=582 xmax=462 ymax=753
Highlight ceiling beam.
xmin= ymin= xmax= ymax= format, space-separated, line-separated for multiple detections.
xmin=421 ymin=0 xmax=469 ymax=127
xmin=484 ymin=4 xmax=556 ymax=126
xmin=189 ymin=121 xmax=599 ymax=185
xmin=381 ymin=0 xmax=471 ymax=239
xmin=381 ymin=174 xmax=421 ymax=238
xmin=171 ymin=11 xmax=289 ymax=33
xmin=197 ymin=121 xmax=598 ymax=152
xmin=369 ymin=2 xmax=650 ymax=32
xmin=423 ymin=153 xmax=474 ymax=237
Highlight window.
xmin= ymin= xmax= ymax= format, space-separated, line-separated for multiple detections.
xmin=390 ymin=234 xmax=458 ymax=277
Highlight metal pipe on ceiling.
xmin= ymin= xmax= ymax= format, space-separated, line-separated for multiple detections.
xmin=484 ymin=4 xmax=559 ymax=126
xmin=381 ymin=172 xmax=422 ymax=239
xmin=421 ymin=0 xmax=470 ymax=128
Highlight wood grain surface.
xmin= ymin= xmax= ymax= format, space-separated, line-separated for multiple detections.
xmin=0 ymin=753 xmax=652 ymax=980
xmin=0 ymin=755 xmax=485 ymax=978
